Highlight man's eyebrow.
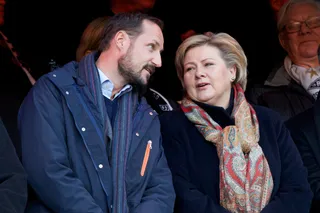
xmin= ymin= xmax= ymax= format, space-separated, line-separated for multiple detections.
xmin=152 ymin=40 xmax=164 ymax=52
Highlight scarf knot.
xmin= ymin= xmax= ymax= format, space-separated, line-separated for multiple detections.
xmin=181 ymin=84 xmax=273 ymax=213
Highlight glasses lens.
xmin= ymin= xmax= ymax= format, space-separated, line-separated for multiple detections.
xmin=307 ymin=16 xmax=320 ymax=29
xmin=286 ymin=22 xmax=301 ymax=33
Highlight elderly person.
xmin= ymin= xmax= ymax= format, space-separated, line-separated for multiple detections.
xmin=160 ymin=32 xmax=312 ymax=213
xmin=286 ymin=94 xmax=320 ymax=213
xmin=247 ymin=0 xmax=320 ymax=121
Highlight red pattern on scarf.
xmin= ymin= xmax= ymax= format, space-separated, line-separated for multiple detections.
xmin=181 ymin=84 xmax=274 ymax=212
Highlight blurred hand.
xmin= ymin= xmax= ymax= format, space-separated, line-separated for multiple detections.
xmin=111 ymin=0 xmax=156 ymax=13
xmin=180 ymin=30 xmax=196 ymax=41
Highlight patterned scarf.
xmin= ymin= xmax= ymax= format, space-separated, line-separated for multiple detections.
xmin=284 ymin=56 xmax=320 ymax=99
xmin=181 ymin=84 xmax=274 ymax=213
xmin=78 ymin=52 xmax=139 ymax=213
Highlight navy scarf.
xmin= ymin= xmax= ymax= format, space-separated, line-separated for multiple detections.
xmin=78 ymin=52 xmax=139 ymax=213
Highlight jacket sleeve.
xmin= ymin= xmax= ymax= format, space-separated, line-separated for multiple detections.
xmin=131 ymin=134 xmax=176 ymax=213
xmin=261 ymin=119 xmax=313 ymax=213
xmin=161 ymin=131 xmax=230 ymax=213
xmin=18 ymin=77 xmax=104 ymax=213
xmin=0 ymin=118 xmax=28 ymax=213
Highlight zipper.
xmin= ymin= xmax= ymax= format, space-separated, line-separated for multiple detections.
xmin=140 ymin=140 xmax=152 ymax=176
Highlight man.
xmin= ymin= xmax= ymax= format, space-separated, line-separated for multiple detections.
xmin=0 ymin=117 xmax=27 ymax=213
xmin=286 ymin=95 xmax=320 ymax=212
xmin=247 ymin=0 xmax=320 ymax=121
xmin=19 ymin=13 xmax=175 ymax=213
xmin=74 ymin=15 xmax=179 ymax=115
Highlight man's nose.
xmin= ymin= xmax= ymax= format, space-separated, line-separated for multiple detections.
xmin=152 ymin=52 xmax=162 ymax=68
xmin=300 ymin=22 xmax=312 ymax=34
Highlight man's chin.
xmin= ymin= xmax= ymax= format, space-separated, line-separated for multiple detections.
xmin=139 ymin=73 xmax=151 ymax=85
xmin=133 ymin=82 xmax=148 ymax=95
xmin=143 ymin=76 xmax=150 ymax=85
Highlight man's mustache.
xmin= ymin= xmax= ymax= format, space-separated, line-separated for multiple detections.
xmin=143 ymin=64 xmax=155 ymax=74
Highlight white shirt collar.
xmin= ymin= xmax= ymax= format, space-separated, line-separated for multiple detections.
xmin=97 ymin=68 xmax=132 ymax=100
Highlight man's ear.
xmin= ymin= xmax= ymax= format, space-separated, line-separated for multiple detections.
xmin=84 ymin=50 xmax=92 ymax=56
xmin=114 ymin=30 xmax=130 ymax=51
xmin=278 ymin=32 xmax=288 ymax=51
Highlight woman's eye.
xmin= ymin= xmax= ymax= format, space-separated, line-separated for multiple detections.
xmin=205 ymin=63 xmax=214 ymax=66
xmin=185 ymin=67 xmax=193 ymax=72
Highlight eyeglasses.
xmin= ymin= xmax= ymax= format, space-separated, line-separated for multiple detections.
xmin=282 ymin=16 xmax=320 ymax=33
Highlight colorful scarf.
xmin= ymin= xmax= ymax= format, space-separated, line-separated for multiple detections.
xmin=181 ymin=84 xmax=274 ymax=213
xmin=79 ymin=52 xmax=139 ymax=213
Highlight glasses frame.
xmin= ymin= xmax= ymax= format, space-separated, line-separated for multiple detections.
xmin=281 ymin=16 xmax=320 ymax=33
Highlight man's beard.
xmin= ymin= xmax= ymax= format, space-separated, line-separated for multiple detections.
xmin=118 ymin=49 xmax=153 ymax=95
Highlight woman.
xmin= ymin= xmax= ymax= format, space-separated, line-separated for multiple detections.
xmin=160 ymin=32 xmax=312 ymax=213
xmin=75 ymin=16 xmax=111 ymax=62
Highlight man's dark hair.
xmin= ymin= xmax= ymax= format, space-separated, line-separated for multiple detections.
xmin=98 ymin=12 xmax=164 ymax=53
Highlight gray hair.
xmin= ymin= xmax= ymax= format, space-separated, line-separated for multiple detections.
xmin=277 ymin=0 xmax=320 ymax=31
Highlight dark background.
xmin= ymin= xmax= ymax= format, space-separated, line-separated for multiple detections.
xmin=5 ymin=0 xmax=286 ymax=101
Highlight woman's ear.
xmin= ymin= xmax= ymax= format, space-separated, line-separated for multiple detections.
xmin=229 ymin=65 xmax=237 ymax=82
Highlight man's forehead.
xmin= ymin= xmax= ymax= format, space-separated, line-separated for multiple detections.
xmin=287 ymin=3 xmax=320 ymax=19
xmin=140 ymin=20 xmax=164 ymax=46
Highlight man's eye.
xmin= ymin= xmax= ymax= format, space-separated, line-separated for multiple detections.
xmin=148 ymin=44 xmax=155 ymax=50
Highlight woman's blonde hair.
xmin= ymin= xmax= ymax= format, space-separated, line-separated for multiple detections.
xmin=175 ymin=32 xmax=248 ymax=90
xmin=76 ymin=16 xmax=111 ymax=61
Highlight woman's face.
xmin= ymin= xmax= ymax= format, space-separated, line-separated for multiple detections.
xmin=183 ymin=45 xmax=236 ymax=108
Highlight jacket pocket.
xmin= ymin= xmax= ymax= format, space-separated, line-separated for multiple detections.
xmin=140 ymin=140 xmax=152 ymax=176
